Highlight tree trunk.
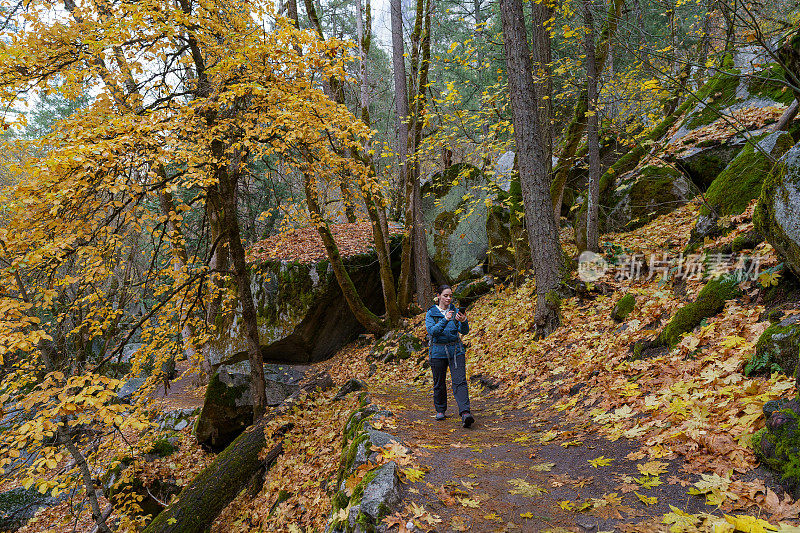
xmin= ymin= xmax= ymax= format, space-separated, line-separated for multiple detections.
xmin=203 ymin=185 xmax=230 ymax=378
xmin=391 ymin=0 xmax=415 ymax=312
xmin=531 ymin=0 xmax=553 ymax=174
xmin=216 ymin=158 xmax=268 ymax=419
xmin=549 ymin=0 xmax=623 ymax=221
xmin=584 ymin=0 xmax=600 ymax=252
xmin=356 ymin=0 xmax=401 ymax=326
xmin=304 ymin=170 xmax=386 ymax=334
xmin=499 ymin=0 xmax=563 ymax=336
xmin=410 ymin=0 xmax=433 ymax=308
xmin=143 ymin=373 xmax=333 ymax=533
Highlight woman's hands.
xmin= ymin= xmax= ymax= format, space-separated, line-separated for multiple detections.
xmin=445 ymin=309 xmax=466 ymax=321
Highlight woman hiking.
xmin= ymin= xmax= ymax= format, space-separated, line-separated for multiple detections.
xmin=425 ymin=285 xmax=474 ymax=428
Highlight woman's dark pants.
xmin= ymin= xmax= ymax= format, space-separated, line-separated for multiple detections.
xmin=430 ymin=351 xmax=470 ymax=415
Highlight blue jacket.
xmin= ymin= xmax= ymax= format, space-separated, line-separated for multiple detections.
xmin=425 ymin=304 xmax=469 ymax=359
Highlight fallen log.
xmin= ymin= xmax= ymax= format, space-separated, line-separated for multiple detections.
xmin=142 ymin=371 xmax=334 ymax=533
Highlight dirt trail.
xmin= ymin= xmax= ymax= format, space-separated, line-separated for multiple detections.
xmin=373 ymin=380 xmax=716 ymax=532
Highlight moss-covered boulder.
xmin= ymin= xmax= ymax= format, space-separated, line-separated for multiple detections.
xmin=658 ymin=275 xmax=741 ymax=347
xmin=611 ymin=294 xmax=636 ymax=322
xmin=208 ymin=239 xmax=398 ymax=368
xmin=368 ymin=330 xmax=424 ymax=364
xmin=665 ymin=60 xmax=795 ymax=190
xmin=745 ymin=314 xmax=800 ymax=379
xmin=327 ymin=401 xmax=403 ymax=533
xmin=755 ymin=140 xmax=800 ymax=278
xmin=421 ymin=164 xmax=492 ymax=283
xmin=194 ymin=363 xmax=301 ymax=451
xmin=0 ymin=487 xmax=59 ymax=531
xmin=754 ymin=397 xmax=800 ymax=498
xmin=691 ymin=131 xmax=794 ymax=242
xmin=452 ymin=275 xmax=495 ymax=307
xmin=604 ymin=164 xmax=694 ymax=232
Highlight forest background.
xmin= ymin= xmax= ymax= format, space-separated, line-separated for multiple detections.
xmin=0 ymin=0 xmax=799 ymax=530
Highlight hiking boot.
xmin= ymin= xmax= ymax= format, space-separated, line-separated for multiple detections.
xmin=435 ymin=412 xmax=446 ymax=421
xmin=461 ymin=412 xmax=474 ymax=428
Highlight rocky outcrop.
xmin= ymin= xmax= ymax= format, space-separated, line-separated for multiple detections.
xmin=604 ymin=164 xmax=694 ymax=232
xmin=754 ymin=397 xmax=800 ymax=498
xmin=745 ymin=314 xmax=800 ymax=378
xmin=691 ymin=131 xmax=793 ymax=243
xmin=421 ymin=164 xmax=491 ymax=283
xmin=326 ymin=402 xmax=404 ymax=533
xmin=0 ymin=487 xmax=60 ymax=531
xmin=207 ymin=245 xmax=396 ymax=368
xmin=755 ymin=140 xmax=800 ymax=278
xmin=664 ymin=58 xmax=795 ymax=190
xmin=194 ymin=363 xmax=303 ymax=451
xmin=368 ymin=331 xmax=424 ymax=364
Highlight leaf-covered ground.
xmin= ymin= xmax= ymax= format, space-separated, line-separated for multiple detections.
xmin=238 ymin=198 xmax=800 ymax=532
xmin=23 ymin=200 xmax=800 ymax=532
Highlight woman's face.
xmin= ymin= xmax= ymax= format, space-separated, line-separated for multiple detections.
xmin=439 ymin=288 xmax=453 ymax=307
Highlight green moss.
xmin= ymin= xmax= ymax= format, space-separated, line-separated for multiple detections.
xmin=757 ymin=409 xmax=800 ymax=483
xmin=745 ymin=319 xmax=800 ymax=376
xmin=747 ymin=63 xmax=798 ymax=105
xmin=658 ymin=275 xmax=740 ymax=347
xmin=684 ymin=69 xmax=741 ymax=130
xmin=731 ymin=230 xmax=764 ymax=253
xmin=752 ymin=427 xmax=767 ymax=461
xmin=702 ymin=133 xmax=793 ymax=218
xmin=147 ymin=438 xmax=177 ymax=457
xmin=611 ymin=294 xmax=636 ymax=322
xmin=203 ymin=370 xmax=248 ymax=409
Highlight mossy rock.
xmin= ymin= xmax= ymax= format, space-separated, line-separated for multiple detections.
xmin=421 ymin=163 xmax=491 ymax=282
xmin=745 ymin=314 xmax=800 ymax=378
xmin=368 ymin=331 xmax=424 ymax=364
xmin=755 ymin=140 xmax=800 ymax=278
xmin=702 ymin=132 xmax=794 ymax=219
xmin=193 ymin=367 xmax=253 ymax=451
xmin=605 ymin=164 xmax=694 ymax=232
xmin=755 ymin=398 xmax=800 ymax=497
xmin=0 ymin=487 xmax=59 ymax=531
xmin=611 ymin=294 xmax=636 ymax=322
xmin=208 ymin=235 xmax=401 ymax=367
xmin=658 ymin=275 xmax=741 ymax=347
xmin=452 ymin=275 xmax=495 ymax=306
xmin=146 ymin=438 xmax=178 ymax=458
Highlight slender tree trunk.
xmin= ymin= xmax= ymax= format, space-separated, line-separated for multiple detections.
xmin=356 ymin=0 xmax=401 ymax=326
xmin=410 ymin=0 xmax=433 ymax=308
xmin=216 ymin=154 xmax=268 ymax=419
xmin=303 ymin=169 xmax=385 ymax=333
xmin=58 ymin=424 xmax=111 ymax=533
xmin=584 ymin=0 xmax=600 ymax=252
xmin=550 ymin=0 xmax=623 ymax=221
xmin=499 ymin=0 xmax=562 ymax=336
xmin=391 ymin=0 xmax=414 ymax=311
xmin=203 ymin=185 xmax=229 ymax=376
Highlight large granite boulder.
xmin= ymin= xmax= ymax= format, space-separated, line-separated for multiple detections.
xmin=754 ymin=398 xmax=800 ymax=498
xmin=207 ymin=242 xmax=396 ymax=368
xmin=604 ymin=164 xmax=694 ymax=232
xmin=755 ymin=140 xmax=800 ymax=277
xmin=665 ymin=60 xmax=795 ymax=190
xmin=690 ymin=131 xmax=793 ymax=243
xmin=194 ymin=363 xmax=302 ymax=451
xmin=745 ymin=314 xmax=800 ymax=379
xmin=0 ymin=487 xmax=59 ymax=531
xmin=421 ymin=163 xmax=492 ymax=283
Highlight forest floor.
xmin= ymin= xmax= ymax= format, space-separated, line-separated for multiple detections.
xmin=22 ymin=198 xmax=800 ymax=533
